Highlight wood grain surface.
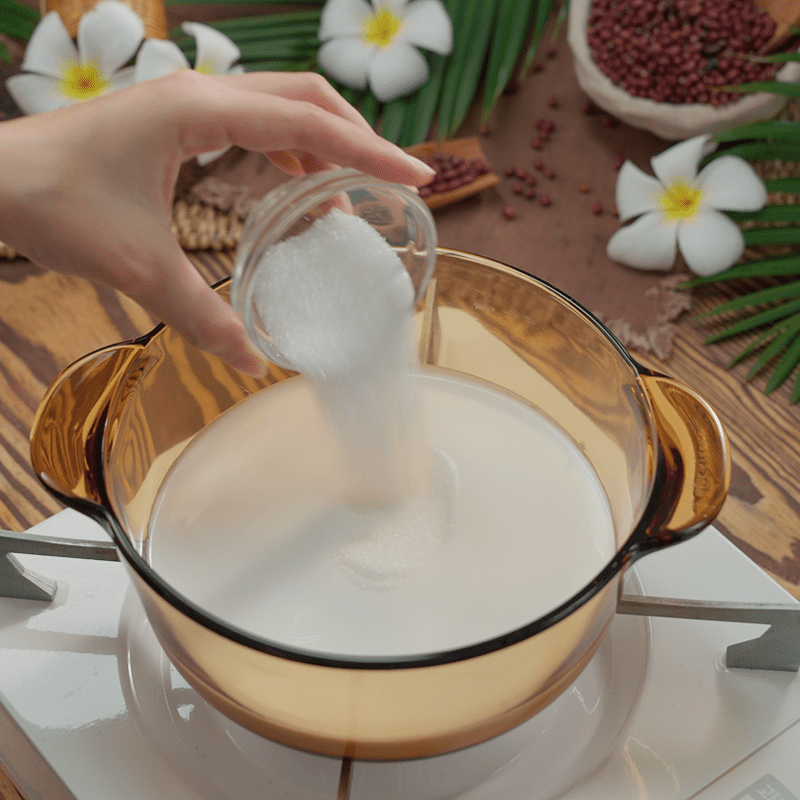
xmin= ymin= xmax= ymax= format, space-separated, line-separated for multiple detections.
xmin=4 ymin=254 xmax=800 ymax=597
xmin=2 ymin=4 xmax=800 ymax=797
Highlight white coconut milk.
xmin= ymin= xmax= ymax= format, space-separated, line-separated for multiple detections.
xmin=147 ymin=369 xmax=616 ymax=657
xmin=147 ymin=206 xmax=616 ymax=657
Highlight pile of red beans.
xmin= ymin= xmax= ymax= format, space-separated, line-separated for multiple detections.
xmin=587 ymin=0 xmax=781 ymax=105
xmin=417 ymin=152 xmax=492 ymax=198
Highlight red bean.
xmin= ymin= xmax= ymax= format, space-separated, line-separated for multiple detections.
xmin=587 ymin=0 xmax=780 ymax=106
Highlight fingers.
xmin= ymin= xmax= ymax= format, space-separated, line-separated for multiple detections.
xmin=218 ymin=71 xmax=374 ymax=133
xmin=187 ymin=83 xmax=435 ymax=185
xmin=146 ymin=71 xmax=434 ymax=186
xmin=121 ymin=243 xmax=266 ymax=376
xmin=264 ymin=149 xmax=332 ymax=177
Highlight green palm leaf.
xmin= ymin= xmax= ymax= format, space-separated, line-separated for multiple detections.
xmin=705 ymin=141 xmax=800 ymax=163
xmin=728 ymin=324 xmax=782 ymax=368
xmin=746 ymin=313 xmax=800 ymax=378
xmin=764 ymin=177 xmax=800 ymax=194
xmin=359 ymin=92 xmax=379 ymax=129
xmin=698 ymin=280 xmax=800 ymax=318
xmin=519 ymin=0 xmax=561 ymax=79
xmin=685 ymin=254 xmax=800 ymax=287
xmin=480 ymin=0 xmax=536 ymax=122
xmin=399 ymin=52 xmax=448 ymax=146
xmin=728 ymin=205 xmax=800 ymax=224
xmin=702 ymin=299 xmax=800 ymax=397
xmin=0 ymin=0 xmax=39 ymax=42
xmin=436 ymin=0 xmax=493 ymax=139
xmin=380 ymin=95 xmax=412 ymax=144
xmin=701 ymin=298 xmax=800 ymax=341
xmin=743 ymin=227 xmax=800 ymax=246
xmin=765 ymin=330 xmax=800 ymax=394
xmin=719 ymin=80 xmax=800 ymax=98
xmin=713 ymin=119 xmax=800 ymax=143
xmin=742 ymin=52 xmax=800 ymax=64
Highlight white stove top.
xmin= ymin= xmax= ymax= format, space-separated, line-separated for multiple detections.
xmin=1 ymin=510 xmax=799 ymax=800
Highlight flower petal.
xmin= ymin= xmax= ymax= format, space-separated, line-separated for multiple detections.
xmin=615 ymin=161 xmax=663 ymax=222
xmin=606 ymin=212 xmax=678 ymax=271
xmin=378 ymin=0 xmax=412 ymax=13
xmin=20 ymin=11 xmax=78 ymax=79
xmin=677 ymin=209 xmax=745 ymax=276
xmin=398 ymin=0 xmax=452 ymax=54
xmin=78 ymin=0 xmax=144 ymax=75
xmin=650 ymin=134 xmax=709 ymax=187
xmin=6 ymin=73 xmax=67 ymax=113
xmin=317 ymin=37 xmax=372 ymax=89
xmin=368 ymin=40 xmax=428 ymax=101
xmin=319 ymin=0 xmax=371 ymax=40
xmin=134 ymin=38 xmax=189 ymax=82
xmin=696 ymin=155 xmax=767 ymax=213
xmin=183 ymin=22 xmax=240 ymax=73
xmin=108 ymin=64 xmax=137 ymax=91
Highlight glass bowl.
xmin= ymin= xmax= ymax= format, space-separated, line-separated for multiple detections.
xmin=230 ymin=167 xmax=436 ymax=370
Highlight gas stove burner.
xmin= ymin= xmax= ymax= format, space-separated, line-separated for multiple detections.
xmin=120 ymin=582 xmax=649 ymax=800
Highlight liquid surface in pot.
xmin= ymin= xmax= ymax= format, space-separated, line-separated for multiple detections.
xmin=146 ymin=369 xmax=616 ymax=658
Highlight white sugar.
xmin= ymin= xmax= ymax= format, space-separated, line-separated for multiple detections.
xmin=254 ymin=208 xmax=414 ymax=379
xmin=252 ymin=208 xmax=442 ymax=584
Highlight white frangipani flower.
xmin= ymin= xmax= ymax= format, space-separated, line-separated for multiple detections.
xmin=317 ymin=0 xmax=453 ymax=103
xmin=6 ymin=0 xmax=144 ymax=114
xmin=134 ymin=21 xmax=244 ymax=82
xmin=607 ymin=134 xmax=768 ymax=276
xmin=134 ymin=22 xmax=243 ymax=164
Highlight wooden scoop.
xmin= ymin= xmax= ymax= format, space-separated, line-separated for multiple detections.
xmin=756 ymin=0 xmax=800 ymax=53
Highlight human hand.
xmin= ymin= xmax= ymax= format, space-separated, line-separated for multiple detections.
xmin=0 ymin=70 xmax=436 ymax=375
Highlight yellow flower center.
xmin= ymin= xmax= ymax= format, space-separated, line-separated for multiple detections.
xmin=60 ymin=60 xmax=110 ymax=101
xmin=195 ymin=61 xmax=216 ymax=75
xmin=364 ymin=6 xmax=402 ymax=48
xmin=658 ymin=178 xmax=703 ymax=222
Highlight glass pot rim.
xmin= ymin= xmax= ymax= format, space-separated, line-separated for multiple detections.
xmin=31 ymin=252 xmax=729 ymax=673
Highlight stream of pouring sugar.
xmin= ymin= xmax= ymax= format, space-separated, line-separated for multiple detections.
xmin=253 ymin=208 xmax=455 ymax=591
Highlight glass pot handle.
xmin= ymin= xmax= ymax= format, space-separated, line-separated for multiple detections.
xmin=632 ymin=370 xmax=731 ymax=555
xmin=30 ymin=342 xmax=142 ymax=510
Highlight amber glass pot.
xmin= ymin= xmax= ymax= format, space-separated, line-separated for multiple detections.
xmin=30 ymin=178 xmax=729 ymax=762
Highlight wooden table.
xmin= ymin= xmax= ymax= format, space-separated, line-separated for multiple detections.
xmin=2 ymin=11 xmax=800 ymax=800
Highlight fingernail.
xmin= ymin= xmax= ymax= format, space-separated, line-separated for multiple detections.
xmin=403 ymin=153 xmax=436 ymax=177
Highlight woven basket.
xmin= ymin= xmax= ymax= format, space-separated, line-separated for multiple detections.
xmin=41 ymin=0 xmax=168 ymax=39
